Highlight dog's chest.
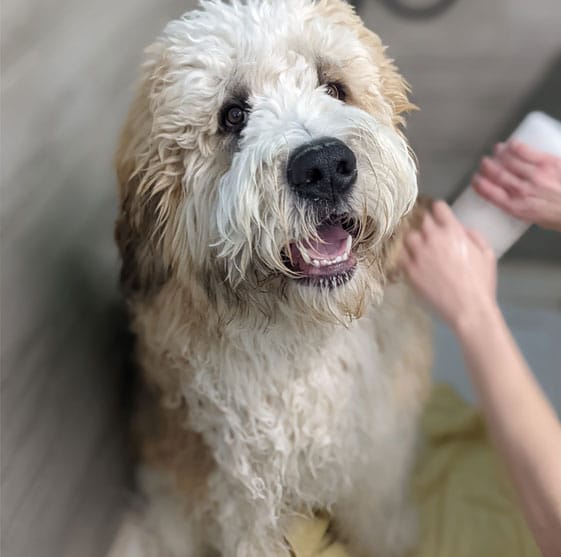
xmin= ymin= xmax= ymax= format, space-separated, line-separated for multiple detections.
xmin=183 ymin=317 xmax=391 ymax=507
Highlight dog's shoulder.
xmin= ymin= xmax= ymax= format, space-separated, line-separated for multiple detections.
xmin=133 ymin=380 xmax=215 ymax=504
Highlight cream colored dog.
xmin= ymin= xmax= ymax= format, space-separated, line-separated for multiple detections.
xmin=115 ymin=1 xmax=431 ymax=555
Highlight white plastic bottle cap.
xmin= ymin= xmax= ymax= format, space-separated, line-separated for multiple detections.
xmin=452 ymin=111 xmax=561 ymax=258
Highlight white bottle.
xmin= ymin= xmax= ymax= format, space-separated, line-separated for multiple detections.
xmin=452 ymin=111 xmax=561 ymax=258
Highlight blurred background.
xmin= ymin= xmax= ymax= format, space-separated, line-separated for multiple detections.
xmin=1 ymin=0 xmax=560 ymax=556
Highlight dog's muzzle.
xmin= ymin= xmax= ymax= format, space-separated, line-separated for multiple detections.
xmin=286 ymin=137 xmax=357 ymax=204
xmin=283 ymin=138 xmax=361 ymax=288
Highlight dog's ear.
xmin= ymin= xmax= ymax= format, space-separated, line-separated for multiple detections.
xmin=318 ymin=0 xmax=416 ymax=128
xmin=352 ymin=24 xmax=416 ymax=129
xmin=115 ymin=84 xmax=183 ymax=298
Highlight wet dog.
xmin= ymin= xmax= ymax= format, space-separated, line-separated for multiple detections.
xmin=115 ymin=1 xmax=431 ymax=555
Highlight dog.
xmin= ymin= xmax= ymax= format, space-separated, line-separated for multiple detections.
xmin=114 ymin=1 xmax=432 ymax=555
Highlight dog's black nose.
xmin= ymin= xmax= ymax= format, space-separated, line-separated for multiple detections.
xmin=287 ymin=137 xmax=357 ymax=202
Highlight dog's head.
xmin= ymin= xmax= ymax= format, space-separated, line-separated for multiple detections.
xmin=116 ymin=0 xmax=417 ymax=322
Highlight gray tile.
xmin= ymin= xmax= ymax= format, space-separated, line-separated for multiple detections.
xmin=433 ymin=305 xmax=561 ymax=413
xmin=359 ymin=0 xmax=561 ymax=199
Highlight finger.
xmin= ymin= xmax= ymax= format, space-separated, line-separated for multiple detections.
xmin=493 ymin=142 xmax=507 ymax=157
xmin=404 ymin=230 xmax=423 ymax=259
xmin=497 ymin=151 xmax=538 ymax=183
xmin=466 ymin=228 xmax=492 ymax=255
xmin=473 ymin=174 xmax=519 ymax=215
xmin=479 ymin=157 xmax=529 ymax=195
xmin=420 ymin=211 xmax=437 ymax=239
xmin=507 ymin=140 xmax=547 ymax=165
xmin=431 ymin=200 xmax=457 ymax=228
xmin=508 ymin=141 xmax=561 ymax=183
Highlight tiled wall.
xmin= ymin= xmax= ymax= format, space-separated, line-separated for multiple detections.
xmin=361 ymin=0 xmax=561 ymax=199
xmin=1 ymin=1 xmax=192 ymax=556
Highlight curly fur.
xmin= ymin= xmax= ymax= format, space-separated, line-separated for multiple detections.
xmin=114 ymin=1 xmax=432 ymax=556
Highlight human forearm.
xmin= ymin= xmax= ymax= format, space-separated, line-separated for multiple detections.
xmin=454 ymin=300 xmax=561 ymax=556
xmin=400 ymin=200 xmax=561 ymax=553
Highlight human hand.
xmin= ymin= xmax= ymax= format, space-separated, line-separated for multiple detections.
xmin=400 ymin=201 xmax=497 ymax=331
xmin=472 ymin=141 xmax=561 ymax=232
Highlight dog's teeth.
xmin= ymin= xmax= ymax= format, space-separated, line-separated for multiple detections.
xmin=345 ymin=235 xmax=352 ymax=255
xmin=310 ymin=254 xmax=350 ymax=268
xmin=300 ymin=248 xmax=312 ymax=265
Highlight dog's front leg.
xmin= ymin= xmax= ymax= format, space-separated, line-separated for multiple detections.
xmin=335 ymin=489 xmax=418 ymax=557
xmin=332 ymin=433 xmax=420 ymax=557
xmin=206 ymin=472 xmax=290 ymax=557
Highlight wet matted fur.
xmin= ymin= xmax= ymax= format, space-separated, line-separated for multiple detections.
xmin=115 ymin=1 xmax=432 ymax=555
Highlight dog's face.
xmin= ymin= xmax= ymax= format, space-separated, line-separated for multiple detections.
xmin=116 ymin=0 xmax=417 ymax=321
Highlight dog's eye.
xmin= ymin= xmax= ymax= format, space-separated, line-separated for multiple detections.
xmin=222 ymin=103 xmax=248 ymax=132
xmin=325 ymin=82 xmax=346 ymax=102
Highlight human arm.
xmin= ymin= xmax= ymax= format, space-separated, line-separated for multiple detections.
xmin=400 ymin=201 xmax=561 ymax=556
xmin=455 ymin=299 xmax=561 ymax=557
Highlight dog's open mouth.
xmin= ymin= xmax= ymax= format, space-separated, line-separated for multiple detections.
xmin=286 ymin=215 xmax=358 ymax=287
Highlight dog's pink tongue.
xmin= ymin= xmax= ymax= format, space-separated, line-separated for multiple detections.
xmin=304 ymin=223 xmax=349 ymax=258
